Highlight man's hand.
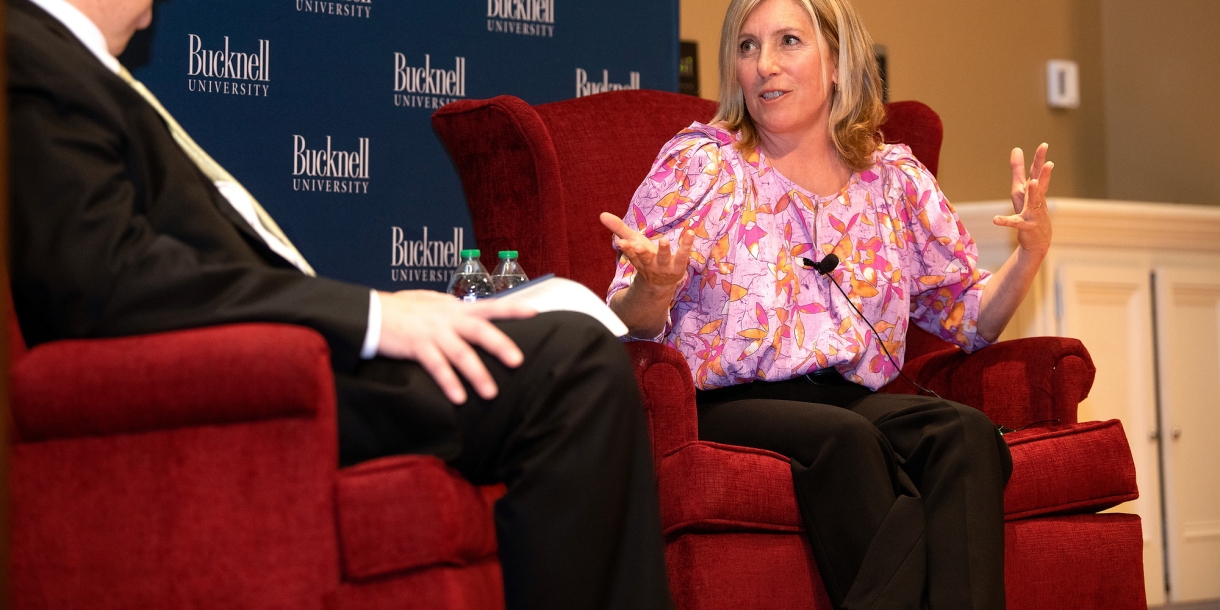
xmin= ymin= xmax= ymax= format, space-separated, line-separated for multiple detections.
xmin=377 ymin=290 xmax=536 ymax=404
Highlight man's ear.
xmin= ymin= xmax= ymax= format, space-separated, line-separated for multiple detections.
xmin=137 ymin=6 xmax=153 ymax=30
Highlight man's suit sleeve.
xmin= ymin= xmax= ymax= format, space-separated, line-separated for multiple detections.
xmin=9 ymin=82 xmax=372 ymax=372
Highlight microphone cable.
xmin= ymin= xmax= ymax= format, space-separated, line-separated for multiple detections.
xmin=799 ymin=254 xmax=942 ymax=400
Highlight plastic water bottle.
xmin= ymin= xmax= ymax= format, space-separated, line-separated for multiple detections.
xmin=447 ymin=249 xmax=495 ymax=301
xmin=491 ymin=250 xmax=529 ymax=292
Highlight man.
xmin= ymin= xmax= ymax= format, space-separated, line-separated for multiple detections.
xmin=6 ymin=0 xmax=673 ymax=607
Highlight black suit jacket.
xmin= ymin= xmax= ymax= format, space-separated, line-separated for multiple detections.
xmin=7 ymin=0 xmax=370 ymax=371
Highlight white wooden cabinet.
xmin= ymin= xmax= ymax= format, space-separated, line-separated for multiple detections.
xmin=955 ymin=198 xmax=1220 ymax=607
xmin=1153 ymin=268 xmax=1220 ymax=602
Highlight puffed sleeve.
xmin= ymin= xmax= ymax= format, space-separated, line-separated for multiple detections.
xmin=889 ymin=146 xmax=993 ymax=353
xmin=607 ymin=126 xmax=738 ymax=310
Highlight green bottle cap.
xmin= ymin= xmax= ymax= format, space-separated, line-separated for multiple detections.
xmin=498 ymin=250 xmax=518 ymax=259
xmin=460 ymin=249 xmax=481 ymax=258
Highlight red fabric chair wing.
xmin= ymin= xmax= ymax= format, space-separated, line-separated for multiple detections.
xmin=533 ymin=92 xmax=719 ymax=291
xmin=880 ymin=100 xmax=943 ymax=178
xmin=431 ymin=95 xmax=571 ymax=282
xmin=10 ymin=322 xmax=344 ymax=609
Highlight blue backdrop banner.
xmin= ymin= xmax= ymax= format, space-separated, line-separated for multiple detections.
xmin=124 ymin=0 xmax=678 ymax=291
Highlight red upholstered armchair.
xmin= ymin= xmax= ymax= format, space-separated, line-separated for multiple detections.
xmin=433 ymin=90 xmax=1148 ymax=610
xmin=7 ymin=294 xmax=507 ymax=609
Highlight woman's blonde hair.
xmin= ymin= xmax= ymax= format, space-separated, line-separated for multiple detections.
xmin=712 ymin=0 xmax=886 ymax=171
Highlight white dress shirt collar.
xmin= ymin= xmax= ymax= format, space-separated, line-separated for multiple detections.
xmin=28 ymin=0 xmax=120 ymax=74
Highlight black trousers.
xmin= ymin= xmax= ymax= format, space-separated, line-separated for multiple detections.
xmin=333 ymin=311 xmax=672 ymax=610
xmin=697 ymin=375 xmax=1012 ymax=610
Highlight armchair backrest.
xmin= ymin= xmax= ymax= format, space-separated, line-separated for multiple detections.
xmin=530 ymin=92 xmax=721 ymax=292
xmin=879 ymin=100 xmax=942 ymax=177
xmin=433 ymin=90 xmax=943 ymax=297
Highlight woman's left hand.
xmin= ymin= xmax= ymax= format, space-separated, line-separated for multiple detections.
xmin=992 ymin=143 xmax=1054 ymax=256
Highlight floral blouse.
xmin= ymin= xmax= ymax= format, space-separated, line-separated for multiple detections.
xmin=607 ymin=123 xmax=992 ymax=391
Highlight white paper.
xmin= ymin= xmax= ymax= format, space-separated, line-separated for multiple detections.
xmin=495 ymin=277 xmax=628 ymax=337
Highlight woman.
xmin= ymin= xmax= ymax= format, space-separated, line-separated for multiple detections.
xmin=599 ymin=0 xmax=1052 ymax=608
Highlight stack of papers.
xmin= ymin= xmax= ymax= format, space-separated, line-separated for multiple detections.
xmin=493 ymin=274 xmax=629 ymax=337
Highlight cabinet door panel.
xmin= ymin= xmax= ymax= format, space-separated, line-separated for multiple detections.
xmin=1154 ymin=267 xmax=1220 ymax=603
xmin=1058 ymin=263 xmax=1165 ymax=606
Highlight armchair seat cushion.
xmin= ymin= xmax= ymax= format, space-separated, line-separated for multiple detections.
xmin=658 ymin=421 xmax=1138 ymax=536
xmin=336 ymin=455 xmax=505 ymax=580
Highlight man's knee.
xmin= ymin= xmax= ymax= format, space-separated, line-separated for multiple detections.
xmin=501 ymin=311 xmax=639 ymax=421
xmin=500 ymin=311 xmax=624 ymax=367
xmin=546 ymin=310 xmax=624 ymax=353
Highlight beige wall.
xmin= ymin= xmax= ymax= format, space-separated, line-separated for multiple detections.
xmin=679 ymin=0 xmax=1220 ymax=206
xmin=680 ymin=0 xmax=732 ymax=103
xmin=1102 ymin=0 xmax=1220 ymax=205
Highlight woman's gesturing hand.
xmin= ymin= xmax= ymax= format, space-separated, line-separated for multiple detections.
xmin=977 ymin=143 xmax=1055 ymax=342
xmin=600 ymin=212 xmax=696 ymax=293
xmin=992 ymin=143 xmax=1054 ymax=255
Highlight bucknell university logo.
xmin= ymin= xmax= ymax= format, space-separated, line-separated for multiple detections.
xmin=393 ymin=53 xmax=467 ymax=109
xmin=575 ymin=68 xmax=640 ymax=98
xmin=292 ymin=135 xmax=370 ymax=194
xmin=487 ymin=0 xmax=555 ymax=38
xmin=295 ymin=0 xmax=371 ymax=19
xmin=187 ymin=34 xmax=270 ymax=97
xmin=391 ymin=227 xmax=466 ymax=283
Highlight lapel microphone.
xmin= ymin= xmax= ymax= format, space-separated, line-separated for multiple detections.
xmin=799 ymin=254 xmax=839 ymax=275
xmin=796 ymin=252 xmax=941 ymax=399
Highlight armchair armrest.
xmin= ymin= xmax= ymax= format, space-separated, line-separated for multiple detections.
xmin=621 ymin=331 xmax=1096 ymax=454
xmin=626 ymin=341 xmax=698 ymax=462
xmin=881 ymin=336 xmax=1096 ymax=429
xmin=12 ymin=323 xmax=335 ymax=442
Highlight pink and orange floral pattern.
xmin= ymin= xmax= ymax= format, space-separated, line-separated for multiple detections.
xmin=608 ymin=123 xmax=992 ymax=390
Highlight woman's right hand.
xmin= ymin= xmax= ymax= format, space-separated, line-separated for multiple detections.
xmin=600 ymin=212 xmax=696 ymax=339
xmin=599 ymin=212 xmax=695 ymax=292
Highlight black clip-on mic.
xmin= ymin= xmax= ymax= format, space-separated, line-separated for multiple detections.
xmin=799 ymin=254 xmax=942 ymax=400
xmin=800 ymin=254 xmax=840 ymax=276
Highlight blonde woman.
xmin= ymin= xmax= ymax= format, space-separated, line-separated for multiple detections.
xmin=599 ymin=0 xmax=1053 ymax=607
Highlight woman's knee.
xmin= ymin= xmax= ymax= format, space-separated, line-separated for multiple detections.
xmin=804 ymin=409 xmax=891 ymax=467
xmin=947 ymin=401 xmax=992 ymax=430
xmin=944 ymin=402 xmax=1011 ymax=479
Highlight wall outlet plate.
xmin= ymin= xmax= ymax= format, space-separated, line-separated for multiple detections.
xmin=1047 ymin=59 xmax=1081 ymax=109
